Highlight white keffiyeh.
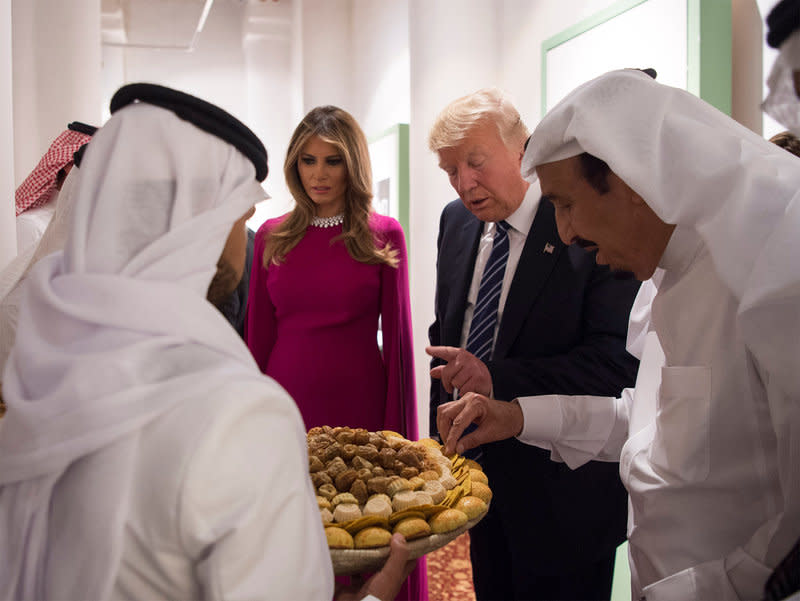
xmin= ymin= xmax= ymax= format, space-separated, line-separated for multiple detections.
xmin=0 ymin=169 xmax=81 ymax=376
xmin=0 ymin=102 xmax=267 ymax=601
xmin=523 ymin=68 xmax=800 ymax=402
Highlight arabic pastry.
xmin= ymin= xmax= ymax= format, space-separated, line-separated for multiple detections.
xmin=335 ymin=469 xmax=359 ymax=491
xmin=454 ymin=495 xmax=487 ymax=520
xmin=422 ymin=480 xmax=446 ymax=504
xmin=333 ymin=503 xmax=362 ymax=523
xmin=349 ymin=478 xmax=368 ymax=505
xmin=331 ymin=492 xmax=359 ymax=507
xmin=469 ymin=469 xmax=489 ymax=485
xmin=354 ymin=526 xmax=393 ymax=549
xmin=317 ymin=496 xmax=332 ymax=511
xmin=320 ymin=508 xmax=333 ymax=524
xmin=362 ymin=495 xmax=393 ymax=518
xmin=317 ymin=483 xmax=337 ymax=501
xmin=326 ymin=526 xmax=354 ymax=549
xmin=470 ymin=481 xmax=493 ymax=504
xmin=386 ymin=477 xmax=412 ymax=498
xmin=393 ymin=517 xmax=431 ymax=541
xmin=391 ymin=490 xmax=420 ymax=512
xmin=407 ymin=476 xmax=425 ymax=491
xmin=429 ymin=508 xmax=469 ymax=534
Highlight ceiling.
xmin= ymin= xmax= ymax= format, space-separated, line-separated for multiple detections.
xmin=101 ymin=0 xmax=278 ymax=49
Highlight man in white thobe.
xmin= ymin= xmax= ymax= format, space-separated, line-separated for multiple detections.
xmin=436 ymin=69 xmax=800 ymax=600
xmin=0 ymin=83 xmax=408 ymax=601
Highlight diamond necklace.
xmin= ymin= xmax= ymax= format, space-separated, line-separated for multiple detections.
xmin=310 ymin=213 xmax=344 ymax=228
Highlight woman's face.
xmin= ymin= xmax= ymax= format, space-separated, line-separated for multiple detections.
xmin=297 ymin=135 xmax=347 ymax=217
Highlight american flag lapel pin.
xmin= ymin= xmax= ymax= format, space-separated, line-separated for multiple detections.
xmin=543 ymin=242 xmax=555 ymax=254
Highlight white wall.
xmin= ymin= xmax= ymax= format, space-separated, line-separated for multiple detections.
xmin=12 ymin=0 xmax=102 ymax=184
xmin=408 ymin=0 xmax=501 ymax=436
xmin=0 ymin=0 xmax=15 ymax=271
xmin=350 ymin=0 xmax=410 ymax=138
xmin=299 ymin=0 xmax=352 ymax=113
xmin=499 ymin=0 xmax=626 ymax=127
xmin=243 ymin=0 xmax=295 ymax=223
xmin=733 ymin=0 xmax=765 ymax=134
xmin=104 ymin=2 xmax=247 ymax=120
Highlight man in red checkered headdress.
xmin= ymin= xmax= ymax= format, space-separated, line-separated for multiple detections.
xmin=14 ymin=122 xmax=95 ymax=252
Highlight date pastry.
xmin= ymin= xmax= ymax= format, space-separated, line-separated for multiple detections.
xmin=317 ymin=483 xmax=337 ymax=501
xmin=350 ymin=478 xmax=368 ymax=505
xmin=320 ymin=507 xmax=333 ymax=524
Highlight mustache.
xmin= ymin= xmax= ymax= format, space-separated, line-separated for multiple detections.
xmin=570 ymin=237 xmax=636 ymax=280
xmin=573 ymin=237 xmax=597 ymax=248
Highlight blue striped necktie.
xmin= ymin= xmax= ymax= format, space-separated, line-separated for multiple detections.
xmin=466 ymin=220 xmax=510 ymax=362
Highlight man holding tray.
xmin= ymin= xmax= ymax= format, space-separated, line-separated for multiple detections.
xmin=0 ymin=83 xmax=409 ymax=601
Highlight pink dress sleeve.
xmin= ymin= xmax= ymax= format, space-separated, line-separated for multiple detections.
xmin=245 ymin=220 xmax=279 ymax=374
xmin=377 ymin=217 xmax=418 ymax=441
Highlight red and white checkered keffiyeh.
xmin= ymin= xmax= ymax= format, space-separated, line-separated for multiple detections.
xmin=14 ymin=129 xmax=92 ymax=216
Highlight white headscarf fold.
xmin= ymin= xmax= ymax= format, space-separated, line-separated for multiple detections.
xmin=523 ymin=68 xmax=800 ymax=400
xmin=0 ymin=169 xmax=81 ymax=374
xmin=0 ymin=102 xmax=267 ymax=601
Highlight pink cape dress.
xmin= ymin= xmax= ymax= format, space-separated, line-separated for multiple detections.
xmin=245 ymin=212 xmax=426 ymax=601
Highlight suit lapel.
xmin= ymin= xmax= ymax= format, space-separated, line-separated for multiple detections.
xmin=443 ymin=215 xmax=482 ymax=346
xmin=494 ymin=200 xmax=563 ymax=359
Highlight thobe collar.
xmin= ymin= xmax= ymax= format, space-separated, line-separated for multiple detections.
xmin=658 ymin=225 xmax=703 ymax=276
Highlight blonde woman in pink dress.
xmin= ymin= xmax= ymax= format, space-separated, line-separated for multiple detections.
xmin=245 ymin=105 xmax=426 ymax=601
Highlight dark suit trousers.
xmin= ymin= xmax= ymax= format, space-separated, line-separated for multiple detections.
xmin=469 ymin=507 xmax=615 ymax=601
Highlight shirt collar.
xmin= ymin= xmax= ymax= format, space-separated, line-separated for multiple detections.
xmin=504 ymin=179 xmax=540 ymax=236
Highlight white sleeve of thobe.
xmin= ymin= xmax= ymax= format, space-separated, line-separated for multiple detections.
xmin=515 ymin=388 xmax=632 ymax=469
xmin=180 ymin=391 xmax=334 ymax=601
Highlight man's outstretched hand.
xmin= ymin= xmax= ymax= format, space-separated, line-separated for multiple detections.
xmin=437 ymin=392 xmax=524 ymax=455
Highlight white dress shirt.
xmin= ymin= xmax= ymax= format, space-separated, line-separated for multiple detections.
xmin=459 ymin=180 xmax=540 ymax=352
xmin=515 ymin=227 xmax=796 ymax=599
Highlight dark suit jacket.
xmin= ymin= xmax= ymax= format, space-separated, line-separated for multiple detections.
xmin=219 ymin=227 xmax=255 ymax=339
xmin=429 ymin=198 xmax=640 ymax=567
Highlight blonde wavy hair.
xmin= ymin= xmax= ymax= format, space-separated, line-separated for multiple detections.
xmin=262 ymin=106 xmax=398 ymax=268
xmin=428 ymin=87 xmax=529 ymax=153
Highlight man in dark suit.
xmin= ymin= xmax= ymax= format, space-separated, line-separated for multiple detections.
xmin=426 ymin=88 xmax=640 ymax=601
